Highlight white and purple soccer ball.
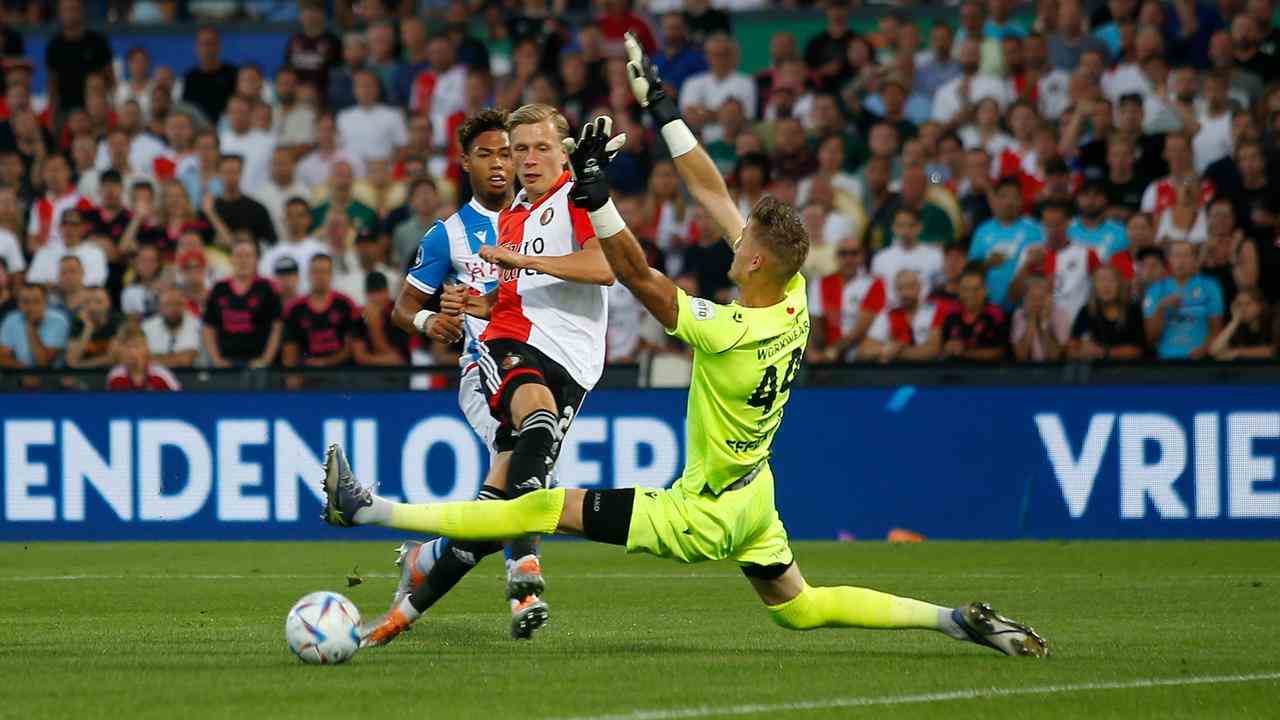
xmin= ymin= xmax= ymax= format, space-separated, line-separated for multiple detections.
xmin=285 ymin=591 xmax=362 ymax=665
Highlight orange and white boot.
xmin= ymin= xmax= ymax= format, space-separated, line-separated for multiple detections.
xmin=360 ymin=605 xmax=415 ymax=648
xmin=507 ymin=554 xmax=548 ymax=640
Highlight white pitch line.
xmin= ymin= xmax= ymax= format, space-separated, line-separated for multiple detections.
xmin=549 ymin=672 xmax=1280 ymax=720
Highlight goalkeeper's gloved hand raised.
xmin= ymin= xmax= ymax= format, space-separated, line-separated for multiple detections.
xmin=563 ymin=115 xmax=627 ymax=211
xmin=624 ymin=32 xmax=681 ymax=128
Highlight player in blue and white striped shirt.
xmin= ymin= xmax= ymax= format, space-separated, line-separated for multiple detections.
xmin=385 ymin=109 xmax=546 ymax=639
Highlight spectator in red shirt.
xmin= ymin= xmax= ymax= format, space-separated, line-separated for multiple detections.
xmin=810 ymin=235 xmax=887 ymax=362
xmin=29 ymin=153 xmax=94 ymax=251
xmin=107 ymin=326 xmax=181 ymax=392
xmin=1141 ymin=133 xmax=1214 ymax=216
xmin=597 ymin=0 xmax=658 ymax=55
xmin=941 ymin=263 xmax=1010 ymax=362
xmin=858 ymin=269 xmax=946 ymax=363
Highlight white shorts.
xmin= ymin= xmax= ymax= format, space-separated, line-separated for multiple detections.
xmin=459 ymin=364 xmax=499 ymax=458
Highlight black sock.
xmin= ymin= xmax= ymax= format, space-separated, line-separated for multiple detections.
xmin=506 ymin=536 xmax=539 ymax=563
xmin=406 ymin=486 xmax=506 ymax=614
xmin=506 ymin=408 xmax=560 ymax=497
xmin=504 ymin=409 xmax=560 ymax=562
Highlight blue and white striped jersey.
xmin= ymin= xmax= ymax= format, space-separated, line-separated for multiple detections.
xmin=405 ymin=198 xmax=500 ymax=369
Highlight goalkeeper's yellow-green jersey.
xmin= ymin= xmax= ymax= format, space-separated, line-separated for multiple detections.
xmin=667 ymin=273 xmax=810 ymax=495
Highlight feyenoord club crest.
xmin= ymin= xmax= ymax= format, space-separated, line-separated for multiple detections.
xmin=540 ymin=207 xmax=555 ymax=225
xmin=502 ymin=355 xmax=522 ymax=370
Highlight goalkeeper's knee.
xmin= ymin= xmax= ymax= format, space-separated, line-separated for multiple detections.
xmin=767 ymin=584 xmax=823 ymax=631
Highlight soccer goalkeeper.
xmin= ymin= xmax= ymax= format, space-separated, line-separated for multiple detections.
xmin=323 ymin=34 xmax=1048 ymax=657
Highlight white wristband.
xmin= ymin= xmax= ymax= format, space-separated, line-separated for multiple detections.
xmin=588 ymin=199 xmax=627 ymax=238
xmin=413 ymin=309 xmax=436 ymax=333
xmin=660 ymin=119 xmax=698 ymax=158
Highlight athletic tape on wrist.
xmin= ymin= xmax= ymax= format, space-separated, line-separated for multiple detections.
xmin=660 ymin=119 xmax=698 ymax=158
xmin=413 ymin=309 xmax=436 ymax=333
xmin=588 ymin=199 xmax=627 ymax=238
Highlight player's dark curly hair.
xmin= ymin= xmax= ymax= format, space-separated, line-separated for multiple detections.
xmin=748 ymin=195 xmax=809 ymax=281
xmin=457 ymin=108 xmax=510 ymax=154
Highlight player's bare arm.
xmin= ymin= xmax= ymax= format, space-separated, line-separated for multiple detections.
xmin=624 ymin=32 xmax=745 ymax=247
xmin=391 ymin=278 xmax=463 ymax=344
xmin=564 ymin=117 xmax=680 ymax=329
xmin=478 ymin=240 xmax=615 ymax=286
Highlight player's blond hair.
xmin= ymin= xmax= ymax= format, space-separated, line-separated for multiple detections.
xmin=506 ymin=103 xmax=570 ymax=140
xmin=749 ymin=196 xmax=809 ymax=281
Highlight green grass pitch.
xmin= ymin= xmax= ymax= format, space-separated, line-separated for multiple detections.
xmin=4 ymin=540 xmax=1279 ymax=719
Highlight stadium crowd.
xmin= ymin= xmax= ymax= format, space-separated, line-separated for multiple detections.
xmin=2 ymin=0 xmax=1279 ymax=391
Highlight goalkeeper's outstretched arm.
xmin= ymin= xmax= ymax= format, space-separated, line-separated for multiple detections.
xmin=565 ymin=117 xmax=680 ymax=330
xmin=623 ymin=32 xmax=745 ymax=249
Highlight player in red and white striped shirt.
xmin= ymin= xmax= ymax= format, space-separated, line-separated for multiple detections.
xmin=371 ymin=104 xmax=615 ymax=644
xmin=858 ymin=269 xmax=947 ymax=363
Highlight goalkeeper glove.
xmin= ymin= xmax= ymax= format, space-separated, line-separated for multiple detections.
xmin=563 ymin=115 xmax=627 ymax=212
xmin=624 ymin=32 xmax=681 ymax=128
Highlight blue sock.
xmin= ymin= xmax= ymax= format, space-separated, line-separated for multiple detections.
xmin=413 ymin=537 xmax=449 ymax=577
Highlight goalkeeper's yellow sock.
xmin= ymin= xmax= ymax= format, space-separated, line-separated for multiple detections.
xmin=768 ymin=583 xmax=959 ymax=635
xmin=380 ymin=488 xmax=566 ymax=541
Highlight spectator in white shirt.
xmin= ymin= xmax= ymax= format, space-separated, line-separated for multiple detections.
xmin=297 ymin=113 xmax=367 ymax=189
xmin=93 ymin=127 xmax=151 ymax=206
xmin=411 ymin=34 xmax=467 ymax=150
xmin=115 ymin=47 xmax=156 ymax=118
xmin=272 ymin=67 xmax=317 ymax=151
xmin=261 ymin=198 xmax=326 ymax=295
xmin=103 ymin=101 xmax=169 ymax=180
xmin=870 ymin=206 xmax=944 ymax=305
xmin=1193 ymin=70 xmax=1234 ymax=173
xmin=142 ymin=287 xmax=202 ymax=368
xmin=800 ymin=198 xmax=856 ymax=251
xmin=0 ymin=206 xmax=25 ymax=279
xmin=680 ymin=33 xmax=758 ymax=130
xmin=27 ymin=209 xmax=109 ymax=288
xmin=1101 ymin=25 xmax=1162 ymax=103
xmin=255 ymin=148 xmax=309 ymax=243
xmin=336 ymin=70 xmax=408 ymax=165
xmin=606 ymin=282 xmax=666 ymax=364
xmin=219 ymin=95 xmax=276 ymax=197
xmin=332 ymin=227 xmax=398 ymax=307
xmin=932 ymin=39 xmax=1012 ymax=128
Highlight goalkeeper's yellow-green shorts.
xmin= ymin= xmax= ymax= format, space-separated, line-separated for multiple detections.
xmin=624 ymin=463 xmax=794 ymax=568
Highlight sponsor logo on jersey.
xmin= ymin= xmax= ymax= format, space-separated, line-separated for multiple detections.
xmin=540 ymin=207 xmax=555 ymax=226
xmin=691 ymin=298 xmax=716 ymax=321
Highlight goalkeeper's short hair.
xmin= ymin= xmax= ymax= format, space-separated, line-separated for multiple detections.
xmin=748 ymin=196 xmax=809 ymax=281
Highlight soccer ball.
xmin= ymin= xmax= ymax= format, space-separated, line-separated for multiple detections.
xmin=285 ymin=591 xmax=362 ymax=665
